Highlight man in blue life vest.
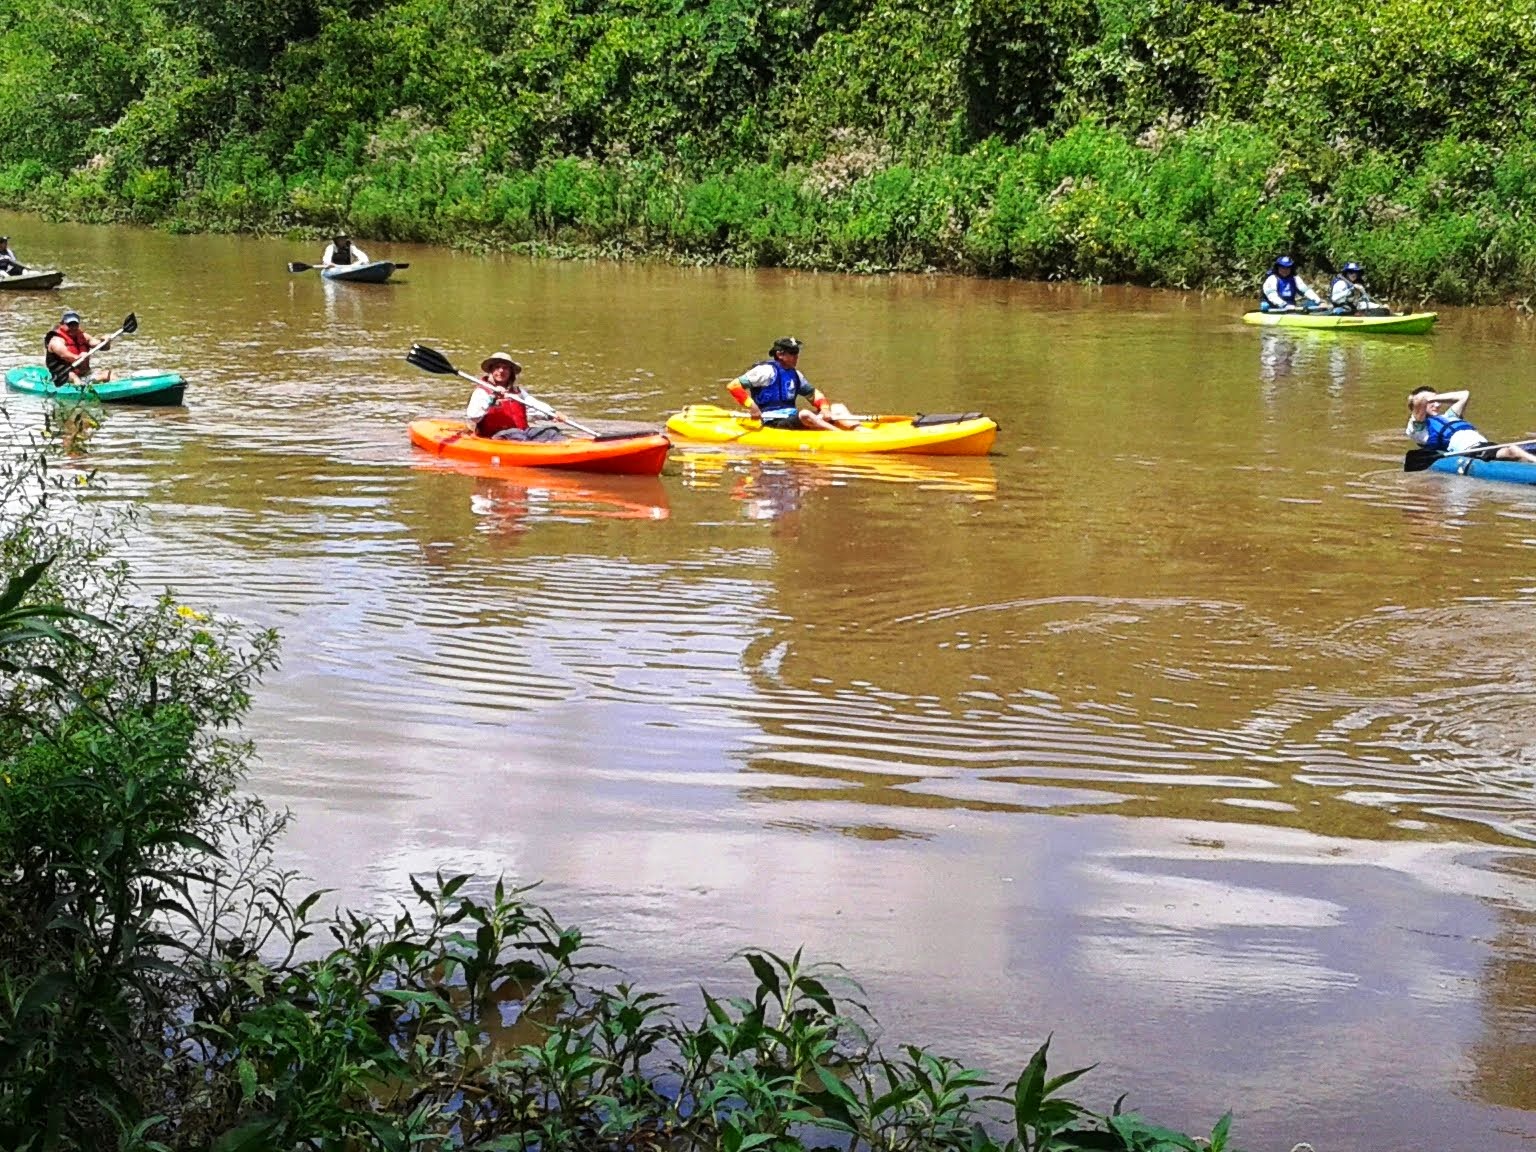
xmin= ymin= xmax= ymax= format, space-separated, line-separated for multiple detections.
xmin=1406 ymin=387 xmax=1536 ymax=463
xmin=1260 ymin=256 xmax=1322 ymax=311
xmin=726 ymin=337 xmax=858 ymax=431
xmin=1330 ymin=262 xmax=1384 ymax=314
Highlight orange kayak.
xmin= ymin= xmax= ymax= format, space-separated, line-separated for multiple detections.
xmin=408 ymin=419 xmax=671 ymax=476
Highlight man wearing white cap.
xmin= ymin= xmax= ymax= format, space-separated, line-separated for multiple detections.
xmin=44 ymin=310 xmax=114 ymax=385
xmin=464 ymin=351 xmax=563 ymax=441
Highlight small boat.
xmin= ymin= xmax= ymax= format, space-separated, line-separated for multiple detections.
xmin=665 ymin=405 xmax=998 ymax=456
xmin=322 ymin=260 xmax=396 ymax=283
xmin=1425 ymin=455 xmax=1536 ymax=486
xmin=408 ymin=418 xmax=671 ymax=476
xmin=0 ymin=270 xmax=64 ymax=291
xmin=4 ymin=366 xmax=186 ymax=405
xmin=1242 ymin=310 xmax=1437 ymax=334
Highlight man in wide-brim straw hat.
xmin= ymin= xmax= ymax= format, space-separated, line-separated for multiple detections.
xmin=464 ymin=350 xmax=563 ymax=441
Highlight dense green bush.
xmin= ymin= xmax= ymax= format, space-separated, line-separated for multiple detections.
xmin=5 ymin=0 xmax=1536 ymax=297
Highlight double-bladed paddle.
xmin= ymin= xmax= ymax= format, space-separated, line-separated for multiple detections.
xmin=406 ymin=343 xmax=641 ymax=441
xmin=66 ymin=312 xmax=137 ymax=371
xmin=1403 ymin=438 xmax=1536 ymax=472
xmin=287 ymin=261 xmax=410 ymax=272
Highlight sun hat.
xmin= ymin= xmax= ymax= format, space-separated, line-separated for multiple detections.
xmin=481 ymin=351 xmax=522 ymax=373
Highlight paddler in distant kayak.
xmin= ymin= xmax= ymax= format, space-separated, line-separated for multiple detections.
xmin=1330 ymin=262 xmax=1384 ymax=315
xmin=320 ymin=233 xmax=369 ymax=269
xmin=0 ymin=236 xmax=24 ymax=276
xmin=1406 ymin=387 xmax=1536 ymax=463
xmin=465 ymin=351 xmax=564 ymax=441
xmin=45 ymin=309 xmax=114 ymax=385
xmin=728 ymin=337 xmax=859 ymax=431
xmin=1259 ymin=256 xmax=1323 ymax=312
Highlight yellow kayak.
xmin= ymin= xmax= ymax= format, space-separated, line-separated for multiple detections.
xmin=665 ymin=405 xmax=998 ymax=456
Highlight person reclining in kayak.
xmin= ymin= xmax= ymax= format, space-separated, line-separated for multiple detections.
xmin=0 ymin=236 xmax=24 ymax=276
xmin=1259 ymin=256 xmax=1322 ymax=312
xmin=320 ymin=233 xmax=369 ymax=268
xmin=45 ymin=310 xmax=114 ymax=385
xmin=465 ymin=351 xmax=563 ymax=441
xmin=1330 ymin=262 xmax=1385 ymax=315
xmin=1406 ymin=387 xmax=1536 ymax=463
xmin=727 ymin=337 xmax=858 ymax=431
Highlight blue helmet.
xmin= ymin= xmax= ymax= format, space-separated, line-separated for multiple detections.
xmin=1342 ymin=261 xmax=1362 ymax=275
xmin=1274 ymin=256 xmax=1295 ymax=271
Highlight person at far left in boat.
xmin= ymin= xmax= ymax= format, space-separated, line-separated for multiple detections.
xmin=1406 ymin=387 xmax=1536 ymax=463
xmin=0 ymin=236 xmax=24 ymax=275
xmin=45 ymin=309 xmax=114 ymax=385
xmin=321 ymin=233 xmax=369 ymax=268
xmin=727 ymin=337 xmax=860 ymax=431
xmin=465 ymin=351 xmax=564 ymax=442
xmin=1259 ymin=256 xmax=1322 ymax=311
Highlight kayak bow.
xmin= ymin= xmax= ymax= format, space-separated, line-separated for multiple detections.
xmin=322 ymin=260 xmax=396 ymax=283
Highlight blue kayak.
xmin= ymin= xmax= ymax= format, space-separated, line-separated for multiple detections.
xmin=1427 ymin=456 xmax=1536 ymax=485
xmin=323 ymin=260 xmax=395 ymax=283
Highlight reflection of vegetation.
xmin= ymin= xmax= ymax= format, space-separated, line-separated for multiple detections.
xmin=5 ymin=0 xmax=1536 ymax=298
xmin=0 ymin=446 xmax=1248 ymax=1148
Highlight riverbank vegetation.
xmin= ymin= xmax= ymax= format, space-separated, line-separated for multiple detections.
xmin=3 ymin=0 xmax=1536 ymax=300
xmin=0 ymin=433 xmax=1244 ymax=1149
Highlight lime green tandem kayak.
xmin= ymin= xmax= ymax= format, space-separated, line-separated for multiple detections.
xmin=1241 ymin=310 xmax=1437 ymax=334
xmin=4 ymin=366 xmax=186 ymax=405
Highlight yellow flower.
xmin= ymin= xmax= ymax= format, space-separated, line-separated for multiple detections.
xmin=175 ymin=605 xmax=209 ymax=623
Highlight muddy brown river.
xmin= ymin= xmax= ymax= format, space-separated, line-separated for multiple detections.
xmin=4 ymin=213 xmax=1536 ymax=1150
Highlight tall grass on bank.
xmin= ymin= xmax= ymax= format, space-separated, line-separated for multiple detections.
xmin=0 ymin=432 xmax=1250 ymax=1149
xmin=8 ymin=118 xmax=1536 ymax=302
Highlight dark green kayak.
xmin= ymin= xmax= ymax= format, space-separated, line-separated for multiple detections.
xmin=4 ymin=366 xmax=186 ymax=405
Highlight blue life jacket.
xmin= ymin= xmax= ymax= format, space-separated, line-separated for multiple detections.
xmin=1260 ymin=273 xmax=1298 ymax=307
xmin=1423 ymin=412 xmax=1478 ymax=452
xmin=748 ymin=360 xmax=807 ymax=411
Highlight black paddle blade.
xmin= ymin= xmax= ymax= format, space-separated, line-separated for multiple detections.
xmin=405 ymin=344 xmax=457 ymax=375
xmin=287 ymin=262 xmax=313 ymax=273
xmin=1403 ymin=448 xmax=1442 ymax=472
xmin=120 ymin=313 xmax=137 ymax=335
xmin=392 ymin=262 xmax=411 ymax=270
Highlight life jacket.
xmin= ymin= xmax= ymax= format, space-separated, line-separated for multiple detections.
xmin=1423 ymin=412 xmax=1479 ymax=452
xmin=748 ymin=360 xmax=805 ymax=411
xmin=474 ymin=381 xmax=529 ymax=437
xmin=1260 ymin=272 xmax=1297 ymax=306
xmin=44 ymin=326 xmax=91 ymax=383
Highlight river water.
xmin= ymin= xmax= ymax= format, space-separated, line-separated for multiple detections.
xmin=4 ymin=213 xmax=1536 ymax=1150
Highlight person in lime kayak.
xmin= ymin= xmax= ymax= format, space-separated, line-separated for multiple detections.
xmin=1329 ymin=262 xmax=1383 ymax=315
xmin=1260 ymin=256 xmax=1322 ymax=312
xmin=1406 ymin=387 xmax=1536 ymax=463
xmin=45 ymin=310 xmax=114 ymax=385
xmin=727 ymin=337 xmax=858 ymax=431
xmin=0 ymin=236 xmax=23 ymax=276
xmin=465 ymin=351 xmax=564 ymax=441
xmin=321 ymin=233 xmax=369 ymax=268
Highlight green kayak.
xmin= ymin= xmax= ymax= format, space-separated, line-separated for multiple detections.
xmin=1241 ymin=310 xmax=1438 ymax=334
xmin=4 ymin=366 xmax=186 ymax=405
